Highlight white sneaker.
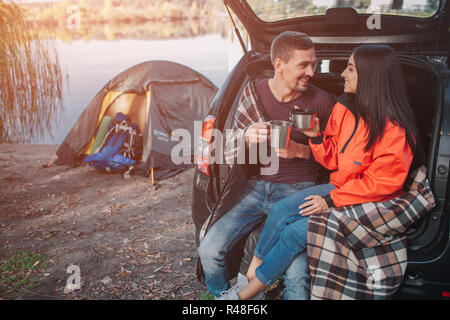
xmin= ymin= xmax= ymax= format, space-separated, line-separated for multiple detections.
xmin=215 ymin=273 xmax=266 ymax=300
xmin=214 ymin=286 xmax=240 ymax=300
xmin=215 ymin=273 xmax=248 ymax=300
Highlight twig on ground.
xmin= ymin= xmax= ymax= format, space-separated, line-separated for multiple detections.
xmin=21 ymin=287 xmax=62 ymax=299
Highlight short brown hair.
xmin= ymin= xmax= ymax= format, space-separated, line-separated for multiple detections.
xmin=270 ymin=31 xmax=314 ymax=65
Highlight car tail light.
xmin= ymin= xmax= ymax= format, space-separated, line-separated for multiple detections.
xmin=442 ymin=292 xmax=450 ymax=298
xmin=197 ymin=115 xmax=216 ymax=176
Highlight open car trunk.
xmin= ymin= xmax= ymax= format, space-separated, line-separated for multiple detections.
xmin=215 ymin=51 xmax=447 ymax=276
xmin=193 ymin=0 xmax=449 ymax=298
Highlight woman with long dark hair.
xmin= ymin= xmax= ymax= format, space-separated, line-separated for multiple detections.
xmin=216 ymin=44 xmax=421 ymax=300
xmin=351 ymin=45 xmax=419 ymax=155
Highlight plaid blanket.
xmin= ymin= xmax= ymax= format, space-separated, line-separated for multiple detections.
xmin=199 ymin=80 xmax=267 ymax=242
xmin=223 ymin=80 xmax=267 ymax=165
xmin=307 ymin=165 xmax=435 ymax=300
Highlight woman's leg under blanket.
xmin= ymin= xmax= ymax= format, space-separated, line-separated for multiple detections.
xmin=255 ymin=217 xmax=310 ymax=286
xmin=254 ymin=183 xmax=335 ymax=260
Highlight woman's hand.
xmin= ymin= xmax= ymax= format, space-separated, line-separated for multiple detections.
xmin=294 ymin=117 xmax=321 ymax=137
xmin=289 ymin=105 xmax=321 ymax=137
xmin=299 ymin=195 xmax=329 ymax=216
xmin=274 ymin=141 xmax=310 ymax=160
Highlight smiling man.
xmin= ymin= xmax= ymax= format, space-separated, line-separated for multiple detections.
xmin=249 ymin=32 xmax=333 ymax=186
xmin=268 ymin=37 xmax=316 ymax=99
xmin=198 ymin=31 xmax=335 ymax=300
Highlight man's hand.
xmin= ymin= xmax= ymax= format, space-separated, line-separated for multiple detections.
xmin=299 ymin=195 xmax=329 ymax=216
xmin=275 ymin=141 xmax=310 ymax=159
xmin=245 ymin=122 xmax=270 ymax=146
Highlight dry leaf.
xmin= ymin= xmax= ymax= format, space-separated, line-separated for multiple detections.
xmin=100 ymin=276 xmax=112 ymax=285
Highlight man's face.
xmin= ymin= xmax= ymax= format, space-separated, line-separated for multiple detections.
xmin=275 ymin=47 xmax=317 ymax=93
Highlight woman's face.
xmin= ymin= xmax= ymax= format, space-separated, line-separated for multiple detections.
xmin=341 ymin=54 xmax=358 ymax=94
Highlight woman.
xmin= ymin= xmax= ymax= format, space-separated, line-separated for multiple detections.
xmin=217 ymin=44 xmax=420 ymax=300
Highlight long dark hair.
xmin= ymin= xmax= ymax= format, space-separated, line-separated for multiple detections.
xmin=352 ymin=44 xmax=418 ymax=153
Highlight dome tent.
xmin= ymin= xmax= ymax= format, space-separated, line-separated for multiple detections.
xmin=52 ymin=60 xmax=218 ymax=180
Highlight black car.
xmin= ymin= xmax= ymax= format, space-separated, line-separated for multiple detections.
xmin=192 ymin=0 xmax=450 ymax=299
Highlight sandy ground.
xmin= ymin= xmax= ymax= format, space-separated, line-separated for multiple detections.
xmin=0 ymin=144 xmax=206 ymax=300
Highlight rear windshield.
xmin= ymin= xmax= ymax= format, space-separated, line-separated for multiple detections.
xmin=247 ymin=0 xmax=442 ymax=22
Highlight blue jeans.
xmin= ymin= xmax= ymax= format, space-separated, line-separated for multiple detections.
xmin=198 ymin=177 xmax=315 ymax=298
xmin=254 ymin=184 xmax=336 ymax=287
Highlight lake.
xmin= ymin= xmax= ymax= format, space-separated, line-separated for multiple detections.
xmin=33 ymin=21 xmax=247 ymax=144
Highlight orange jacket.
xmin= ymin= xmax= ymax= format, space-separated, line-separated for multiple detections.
xmin=309 ymin=97 xmax=413 ymax=208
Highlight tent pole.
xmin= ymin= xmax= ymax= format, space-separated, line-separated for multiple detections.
xmin=151 ymin=167 xmax=154 ymax=185
xmin=45 ymin=154 xmax=58 ymax=168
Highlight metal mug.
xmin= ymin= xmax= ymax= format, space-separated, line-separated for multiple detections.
xmin=270 ymin=120 xmax=292 ymax=149
xmin=291 ymin=109 xmax=315 ymax=129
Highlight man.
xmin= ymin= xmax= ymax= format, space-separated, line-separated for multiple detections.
xmin=198 ymin=31 xmax=335 ymax=299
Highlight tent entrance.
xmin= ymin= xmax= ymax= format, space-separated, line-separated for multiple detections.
xmin=83 ymin=90 xmax=150 ymax=159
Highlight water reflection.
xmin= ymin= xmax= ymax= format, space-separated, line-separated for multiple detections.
xmin=22 ymin=0 xmax=237 ymax=42
xmin=31 ymin=17 xmax=236 ymax=43
xmin=11 ymin=0 xmax=251 ymax=144
xmin=0 ymin=2 xmax=64 ymax=143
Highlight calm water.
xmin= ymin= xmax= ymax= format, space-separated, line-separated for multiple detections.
xmin=34 ymin=30 xmax=246 ymax=144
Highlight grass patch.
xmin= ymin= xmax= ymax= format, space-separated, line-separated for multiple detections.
xmin=200 ymin=291 xmax=214 ymax=300
xmin=0 ymin=250 xmax=49 ymax=293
